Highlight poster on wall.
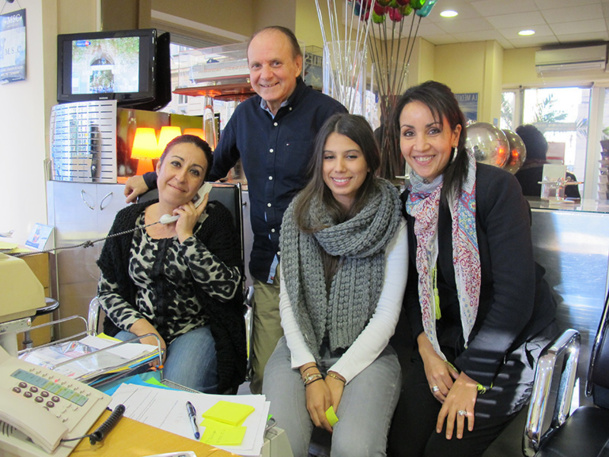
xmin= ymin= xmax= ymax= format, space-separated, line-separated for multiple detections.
xmin=0 ymin=8 xmax=26 ymax=84
xmin=456 ymin=92 xmax=478 ymax=123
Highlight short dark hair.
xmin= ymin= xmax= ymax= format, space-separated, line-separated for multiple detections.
xmin=247 ymin=26 xmax=302 ymax=60
xmin=516 ymin=124 xmax=547 ymax=161
xmin=295 ymin=113 xmax=379 ymax=230
xmin=159 ymin=134 xmax=213 ymax=181
xmin=393 ymin=80 xmax=468 ymax=202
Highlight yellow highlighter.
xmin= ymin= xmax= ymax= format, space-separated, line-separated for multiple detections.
xmin=325 ymin=406 xmax=339 ymax=427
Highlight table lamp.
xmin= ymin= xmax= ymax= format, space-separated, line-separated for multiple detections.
xmin=131 ymin=127 xmax=159 ymax=175
xmin=183 ymin=128 xmax=205 ymax=140
xmin=157 ymin=126 xmax=182 ymax=155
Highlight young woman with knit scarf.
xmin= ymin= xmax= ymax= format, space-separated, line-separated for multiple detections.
xmin=96 ymin=135 xmax=246 ymax=394
xmin=387 ymin=81 xmax=558 ymax=457
xmin=262 ymin=113 xmax=407 ymax=457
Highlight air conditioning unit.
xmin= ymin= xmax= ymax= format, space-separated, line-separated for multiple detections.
xmin=535 ymin=44 xmax=608 ymax=73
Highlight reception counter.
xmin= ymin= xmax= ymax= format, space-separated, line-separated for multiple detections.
xmin=529 ymin=198 xmax=609 ymax=404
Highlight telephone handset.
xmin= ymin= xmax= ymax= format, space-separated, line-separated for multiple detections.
xmin=160 ymin=182 xmax=213 ymax=225
xmin=0 ymin=345 xmax=110 ymax=457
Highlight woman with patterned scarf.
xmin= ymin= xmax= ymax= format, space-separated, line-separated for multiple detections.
xmin=388 ymin=81 xmax=558 ymax=457
xmin=263 ymin=113 xmax=407 ymax=457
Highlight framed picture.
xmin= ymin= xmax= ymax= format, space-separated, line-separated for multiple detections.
xmin=0 ymin=8 xmax=26 ymax=83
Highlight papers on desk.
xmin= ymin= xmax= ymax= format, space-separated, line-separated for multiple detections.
xmin=108 ymin=383 xmax=269 ymax=457
xmin=19 ymin=334 xmax=160 ymax=384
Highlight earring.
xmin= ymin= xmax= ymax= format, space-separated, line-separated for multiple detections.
xmin=450 ymin=146 xmax=458 ymax=163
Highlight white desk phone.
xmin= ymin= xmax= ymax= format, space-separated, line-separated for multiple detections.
xmin=159 ymin=182 xmax=213 ymax=225
xmin=0 ymin=344 xmax=111 ymax=457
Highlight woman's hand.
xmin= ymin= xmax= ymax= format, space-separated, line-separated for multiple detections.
xmin=129 ymin=319 xmax=167 ymax=365
xmin=418 ymin=333 xmax=457 ymax=402
xmin=436 ymin=372 xmax=478 ymax=440
xmin=305 ymin=379 xmax=334 ymax=432
xmin=174 ymin=193 xmax=209 ymax=243
xmin=325 ymin=374 xmax=345 ymax=412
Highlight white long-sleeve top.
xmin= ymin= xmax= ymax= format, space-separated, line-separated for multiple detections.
xmin=279 ymin=219 xmax=408 ymax=383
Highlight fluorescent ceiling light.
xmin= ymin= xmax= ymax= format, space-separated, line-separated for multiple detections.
xmin=440 ymin=10 xmax=458 ymax=18
xmin=519 ymin=29 xmax=536 ymax=36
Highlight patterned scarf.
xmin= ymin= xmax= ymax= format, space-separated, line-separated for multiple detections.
xmin=280 ymin=178 xmax=402 ymax=361
xmin=405 ymin=150 xmax=480 ymax=359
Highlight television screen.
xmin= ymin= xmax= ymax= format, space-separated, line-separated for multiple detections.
xmin=57 ymin=29 xmax=171 ymax=110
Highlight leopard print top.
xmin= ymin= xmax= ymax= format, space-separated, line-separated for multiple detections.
xmin=98 ymin=212 xmax=241 ymax=343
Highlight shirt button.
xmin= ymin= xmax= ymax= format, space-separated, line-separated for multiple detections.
xmin=271 ymin=228 xmax=276 ymax=233
xmin=267 ymin=203 xmax=272 ymax=207
xmin=268 ymin=176 xmax=273 ymax=180
xmin=274 ymin=122 xmax=278 ymax=127
xmin=269 ymin=148 xmax=274 ymax=153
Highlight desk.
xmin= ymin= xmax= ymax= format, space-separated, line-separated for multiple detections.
xmin=70 ymin=410 xmax=237 ymax=457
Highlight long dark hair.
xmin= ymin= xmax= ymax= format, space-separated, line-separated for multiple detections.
xmin=393 ymin=80 xmax=468 ymax=204
xmin=159 ymin=134 xmax=213 ymax=182
xmin=294 ymin=113 xmax=380 ymax=232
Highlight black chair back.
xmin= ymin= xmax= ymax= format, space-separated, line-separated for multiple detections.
xmin=589 ymin=292 xmax=609 ymax=408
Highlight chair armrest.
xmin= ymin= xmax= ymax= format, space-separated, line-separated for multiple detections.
xmin=87 ymin=296 xmax=101 ymax=336
xmin=523 ymin=328 xmax=580 ymax=456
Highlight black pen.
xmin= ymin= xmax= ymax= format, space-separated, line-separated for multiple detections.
xmin=186 ymin=401 xmax=200 ymax=440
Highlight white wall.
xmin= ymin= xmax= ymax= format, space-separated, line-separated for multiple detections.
xmin=0 ymin=0 xmax=56 ymax=245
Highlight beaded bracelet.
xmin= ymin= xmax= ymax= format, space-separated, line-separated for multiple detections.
xmin=304 ymin=377 xmax=323 ymax=388
xmin=302 ymin=373 xmax=323 ymax=386
xmin=326 ymin=372 xmax=346 ymax=383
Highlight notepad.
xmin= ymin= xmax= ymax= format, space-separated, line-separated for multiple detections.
xmin=202 ymin=400 xmax=255 ymax=426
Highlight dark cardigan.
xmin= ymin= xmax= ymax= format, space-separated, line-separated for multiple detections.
xmin=96 ymin=199 xmax=247 ymax=393
xmin=401 ymin=163 xmax=557 ymax=388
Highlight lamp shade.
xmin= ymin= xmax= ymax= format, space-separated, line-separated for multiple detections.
xmin=131 ymin=127 xmax=158 ymax=175
xmin=183 ymin=128 xmax=205 ymax=140
xmin=157 ymin=126 xmax=182 ymax=155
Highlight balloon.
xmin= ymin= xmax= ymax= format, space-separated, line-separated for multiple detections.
xmin=377 ymin=0 xmax=390 ymax=5
xmin=372 ymin=10 xmax=386 ymax=23
xmin=396 ymin=0 xmax=409 ymax=5
xmin=502 ymin=129 xmax=527 ymax=174
xmin=416 ymin=0 xmax=437 ymax=17
xmin=373 ymin=2 xmax=387 ymax=14
xmin=388 ymin=6 xmax=403 ymax=21
xmin=465 ymin=122 xmax=509 ymax=168
xmin=400 ymin=3 xmax=413 ymax=15
xmin=410 ymin=0 xmax=425 ymax=10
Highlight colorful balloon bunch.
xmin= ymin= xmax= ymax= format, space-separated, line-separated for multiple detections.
xmin=351 ymin=0 xmax=437 ymax=22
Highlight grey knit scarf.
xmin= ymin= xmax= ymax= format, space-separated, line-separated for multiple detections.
xmin=280 ymin=178 xmax=402 ymax=361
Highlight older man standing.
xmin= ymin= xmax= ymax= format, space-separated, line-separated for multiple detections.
xmin=124 ymin=26 xmax=347 ymax=393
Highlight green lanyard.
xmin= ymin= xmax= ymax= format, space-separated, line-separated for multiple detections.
xmin=433 ymin=265 xmax=441 ymax=320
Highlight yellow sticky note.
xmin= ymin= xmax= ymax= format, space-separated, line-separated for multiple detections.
xmin=202 ymin=400 xmax=255 ymax=426
xmin=201 ymin=424 xmax=247 ymax=446
xmin=325 ymin=406 xmax=339 ymax=426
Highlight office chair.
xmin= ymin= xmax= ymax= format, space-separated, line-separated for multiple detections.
xmin=523 ymin=290 xmax=609 ymax=456
xmin=88 ymin=182 xmax=252 ymax=392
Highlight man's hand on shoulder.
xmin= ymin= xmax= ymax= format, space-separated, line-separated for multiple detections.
xmin=124 ymin=175 xmax=149 ymax=203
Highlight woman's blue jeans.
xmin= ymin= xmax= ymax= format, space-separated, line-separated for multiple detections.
xmin=263 ymin=336 xmax=401 ymax=457
xmin=114 ymin=325 xmax=218 ymax=393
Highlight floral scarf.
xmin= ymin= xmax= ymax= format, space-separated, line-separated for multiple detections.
xmin=405 ymin=149 xmax=481 ymax=359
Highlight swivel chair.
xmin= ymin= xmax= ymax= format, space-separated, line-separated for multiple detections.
xmin=87 ymin=182 xmax=252 ymax=393
xmin=523 ymin=290 xmax=609 ymax=456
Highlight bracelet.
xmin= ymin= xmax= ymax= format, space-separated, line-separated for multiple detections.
xmin=302 ymin=373 xmax=323 ymax=386
xmin=304 ymin=377 xmax=323 ymax=388
xmin=301 ymin=365 xmax=318 ymax=375
xmin=326 ymin=372 xmax=346 ymax=383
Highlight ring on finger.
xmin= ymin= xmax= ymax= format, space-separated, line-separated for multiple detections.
xmin=431 ymin=385 xmax=440 ymax=393
xmin=457 ymin=410 xmax=467 ymax=416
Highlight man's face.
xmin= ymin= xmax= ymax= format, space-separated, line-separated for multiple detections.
xmin=247 ymin=30 xmax=303 ymax=115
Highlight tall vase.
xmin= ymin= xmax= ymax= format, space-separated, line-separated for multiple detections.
xmin=372 ymin=59 xmax=409 ymax=182
xmin=323 ymin=40 xmax=371 ymax=117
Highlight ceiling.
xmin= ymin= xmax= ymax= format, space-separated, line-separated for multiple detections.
xmin=410 ymin=0 xmax=609 ymax=49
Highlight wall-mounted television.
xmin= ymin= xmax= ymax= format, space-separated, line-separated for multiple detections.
xmin=57 ymin=28 xmax=171 ymax=111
